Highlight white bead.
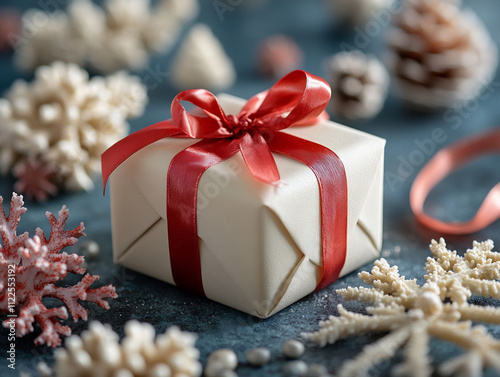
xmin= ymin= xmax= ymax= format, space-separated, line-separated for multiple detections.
xmin=80 ymin=240 xmax=100 ymax=259
xmin=207 ymin=349 xmax=238 ymax=370
xmin=283 ymin=361 xmax=308 ymax=376
xmin=246 ymin=347 xmax=271 ymax=366
xmin=282 ymin=340 xmax=305 ymax=359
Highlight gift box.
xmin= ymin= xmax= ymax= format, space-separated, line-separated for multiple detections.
xmin=104 ymin=71 xmax=385 ymax=318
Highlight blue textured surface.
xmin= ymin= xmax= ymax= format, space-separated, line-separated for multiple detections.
xmin=1 ymin=0 xmax=500 ymax=376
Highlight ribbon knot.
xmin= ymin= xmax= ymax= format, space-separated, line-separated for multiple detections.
xmin=225 ymin=114 xmax=261 ymax=135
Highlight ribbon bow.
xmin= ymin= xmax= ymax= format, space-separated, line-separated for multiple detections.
xmin=103 ymin=70 xmax=331 ymax=188
xmin=102 ymin=70 xmax=347 ymax=297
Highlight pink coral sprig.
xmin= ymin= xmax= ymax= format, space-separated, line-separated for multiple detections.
xmin=0 ymin=193 xmax=117 ymax=347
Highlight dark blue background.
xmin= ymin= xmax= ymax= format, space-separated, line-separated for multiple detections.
xmin=1 ymin=0 xmax=500 ymax=376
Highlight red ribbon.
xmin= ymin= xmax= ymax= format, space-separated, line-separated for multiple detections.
xmin=410 ymin=128 xmax=500 ymax=234
xmin=102 ymin=70 xmax=347 ymax=296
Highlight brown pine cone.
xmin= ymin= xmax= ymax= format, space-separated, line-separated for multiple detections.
xmin=388 ymin=0 xmax=498 ymax=109
xmin=326 ymin=51 xmax=389 ymax=120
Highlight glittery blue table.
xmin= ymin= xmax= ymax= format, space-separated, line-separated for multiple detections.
xmin=1 ymin=0 xmax=500 ymax=376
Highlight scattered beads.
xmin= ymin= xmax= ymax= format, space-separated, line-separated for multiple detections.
xmin=283 ymin=360 xmax=308 ymax=376
xmin=306 ymin=363 xmax=329 ymax=377
xmin=79 ymin=240 xmax=100 ymax=259
xmin=246 ymin=347 xmax=271 ymax=366
xmin=282 ymin=340 xmax=305 ymax=359
xmin=205 ymin=349 xmax=238 ymax=377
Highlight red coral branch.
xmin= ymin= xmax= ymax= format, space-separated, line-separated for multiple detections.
xmin=0 ymin=193 xmax=117 ymax=347
xmin=0 ymin=193 xmax=29 ymax=260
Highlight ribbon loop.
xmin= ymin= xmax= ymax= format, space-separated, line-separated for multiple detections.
xmin=410 ymin=128 xmax=500 ymax=234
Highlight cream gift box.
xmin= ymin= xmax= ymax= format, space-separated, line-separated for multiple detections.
xmin=108 ymin=93 xmax=385 ymax=318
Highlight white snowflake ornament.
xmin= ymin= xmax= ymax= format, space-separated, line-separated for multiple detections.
xmin=303 ymin=239 xmax=500 ymax=377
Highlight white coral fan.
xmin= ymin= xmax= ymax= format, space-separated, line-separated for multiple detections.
xmin=326 ymin=0 xmax=395 ymax=26
xmin=48 ymin=321 xmax=202 ymax=377
xmin=0 ymin=61 xmax=147 ymax=192
xmin=15 ymin=0 xmax=199 ymax=73
xmin=170 ymin=24 xmax=236 ymax=91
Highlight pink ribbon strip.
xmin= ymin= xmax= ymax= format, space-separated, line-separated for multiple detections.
xmin=410 ymin=128 xmax=500 ymax=234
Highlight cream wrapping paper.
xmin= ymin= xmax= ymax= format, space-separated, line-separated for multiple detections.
xmin=109 ymin=94 xmax=386 ymax=318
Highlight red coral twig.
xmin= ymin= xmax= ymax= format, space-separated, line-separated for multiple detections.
xmin=0 ymin=193 xmax=117 ymax=347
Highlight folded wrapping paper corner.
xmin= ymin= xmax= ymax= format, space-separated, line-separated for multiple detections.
xmin=103 ymin=70 xmax=385 ymax=317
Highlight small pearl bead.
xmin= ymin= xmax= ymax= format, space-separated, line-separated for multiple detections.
xmin=207 ymin=349 xmax=238 ymax=370
xmin=306 ymin=363 xmax=329 ymax=377
xmin=246 ymin=347 xmax=271 ymax=366
xmin=80 ymin=240 xmax=100 ymax=259
xmin=282 ymin=340 xmax=305 ymax=359
xmin=283 ymin=360 xmax=308 ymax=376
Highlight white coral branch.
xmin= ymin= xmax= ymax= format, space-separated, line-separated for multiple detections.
xmin=393 ymin=321 xmax=432 ymax=377
xmin=302 ymin=304 xmax=407 ymax=347
xmin=338 ymin=325 xmax=410 ymax=377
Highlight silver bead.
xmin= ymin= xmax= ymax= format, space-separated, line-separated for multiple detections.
xmin=282 ymin=340 xmax=305 ymax=359
xmin=283 ymin=360 xmax=308 ymax=376
xmin=246 ymin=347 xmax=271 ymax=366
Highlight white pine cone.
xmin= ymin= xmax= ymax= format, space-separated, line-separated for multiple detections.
xmin=170 ymin=24 xmax=236 ymax=91
xmin=49 ymin=321 xmax=202 ymax=377
xmin=388 ymin=0 xmax=498 ymax=109
xmin=326 ymin=51 xmax=389 ymax=120
xmin=0 ymin=61 xmax=147 ymax=193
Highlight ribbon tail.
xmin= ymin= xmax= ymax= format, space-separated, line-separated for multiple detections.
xmin=239 ymin=132 xmax=280 ymax=184
xmin=167 ymin=138 xmax=241 ymax=297
xmin=101 ymin=120 xmax=183 ymax=192
xmin=410 ymin=128 xmax=500 ymax=234
xmin=269 ymin=132 xmax=348 ymax=291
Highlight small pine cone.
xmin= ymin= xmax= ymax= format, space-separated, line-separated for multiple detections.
xmin=326 ymin=51 xmax=389 ymax=120
xmin=388 ymin=0 xmax=498 ymax=110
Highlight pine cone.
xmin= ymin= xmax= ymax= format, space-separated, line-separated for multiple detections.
xmin=388 ymin=0 xmax=498 ymax=109
xmin=326 ymin=51 xmax=389 ymax=120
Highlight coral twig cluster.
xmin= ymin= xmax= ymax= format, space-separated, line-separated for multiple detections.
xmin=0 ymin=193 xmax=117 ymax=347
xmin=41 ymin=321 xmax=202 ymax=377
xmin=15 ymin=0 xmax=199 ymax=73
xmin=303 ymin=239 xmax=500 ymax=377
xmin=0 ymin=61 xmax=147 ymax=196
